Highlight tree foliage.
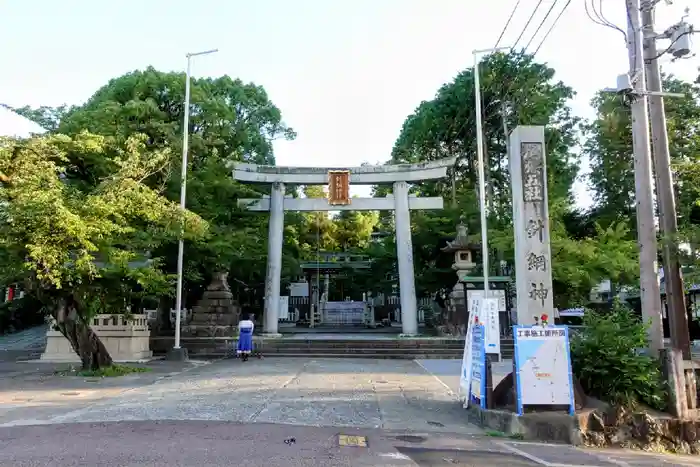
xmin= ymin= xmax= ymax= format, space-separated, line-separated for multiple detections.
xmin=571 ymin=302 xmax=666 ymax=410
xmin=585 ymin=76 xmax=700 ymax=230
xmin=0 ymin=132 xmax=207 ymax=369
xmin=10 ymin=67 xmax=296 ymax=305
xmin=389 ymin=51 xmax=639 ymax=304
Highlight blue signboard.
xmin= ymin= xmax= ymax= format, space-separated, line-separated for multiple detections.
xmin=512 ymin=325 xmax=575 ymax=416
xmin=469 ymin=324 xmax=487 ymax=408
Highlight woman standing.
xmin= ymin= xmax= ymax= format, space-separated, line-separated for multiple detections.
xmin=236 ymin=314 xmax=255 ymax=361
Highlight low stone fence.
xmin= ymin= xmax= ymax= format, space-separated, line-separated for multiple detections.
xmin=40 ymin=313 xmax=152 ymax=363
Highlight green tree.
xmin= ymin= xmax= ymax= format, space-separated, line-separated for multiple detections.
xmin=585 ymin=76 xmax=700 ymax=230
xmin=0 ymin=132 xmax=206 ymax=370
xmin=334 ymin=209 xmax=379 ymax=250
xmin=389 ymin=51 xmax=636 ymax=306
xmin=9 ymin=68 xmax=297 ymax=305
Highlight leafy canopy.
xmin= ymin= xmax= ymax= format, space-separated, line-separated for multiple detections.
xmin=0 ymin=131 xmax=207 ymax=313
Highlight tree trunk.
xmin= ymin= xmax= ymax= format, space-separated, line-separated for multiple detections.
xmin=54 ymin=298 xmax=113 ymax=371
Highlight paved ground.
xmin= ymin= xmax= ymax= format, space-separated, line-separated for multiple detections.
xmin=1 ymin=357 xmax=699 ymax=465
xmin=0 ymin=325 xmax=47 ymax=352
xmin=5 ymin=420 xmax=697 ymax=467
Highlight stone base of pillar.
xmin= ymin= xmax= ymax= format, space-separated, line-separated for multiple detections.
xmin=165 ymin=347 xmax=189 ymax=361
xmin=399 ymin=333 xmax=420 ymax=338
xmin=261 ymin=333 xmax=282 ymax=338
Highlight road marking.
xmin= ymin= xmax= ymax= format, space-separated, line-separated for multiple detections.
xmin=413 ymin=359 xmax=458 ymax=399
xmin=497 ymin=441 xmax=623 ymax=467
xmin=338 ymin=434 xmax=368 ymax=447
xmin=497 ymin=441 xmax=555 ymax=465
xmin=378 ymin=452 xmax=411 ymax=460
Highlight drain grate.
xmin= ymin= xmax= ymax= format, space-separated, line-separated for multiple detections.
xmin=427 ymin=420 xmax=445 ymax=427
xmin=60 ymin=392 xmax=80 ymax=396
xmin=394 ymin=435 xmax=427 ymax=444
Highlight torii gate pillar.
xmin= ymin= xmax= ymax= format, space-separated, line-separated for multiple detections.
xmin=233 ymin=157 xmax=456 ymax=336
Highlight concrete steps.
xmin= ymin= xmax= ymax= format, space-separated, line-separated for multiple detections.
xmin=151 ymin=335 xmax=515 ymax=360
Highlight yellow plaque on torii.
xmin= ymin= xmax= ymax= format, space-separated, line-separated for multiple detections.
xmin=328 ymin=170 xmax=350 ymax=205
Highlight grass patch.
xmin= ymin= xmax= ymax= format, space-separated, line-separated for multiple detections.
xmin=56 ymin=364 xmax=151 ymax=378
xmin=484 ymin=430 xmax=524 ymax=440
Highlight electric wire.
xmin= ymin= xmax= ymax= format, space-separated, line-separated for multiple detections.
xmin=584 ymin=0 xmax=627 ymax=40
xmin=512 ymin=0 xmax=545 ymax=51
xmin=593 ymin=0 xmax=627 ymax=38
xmin=494 ymin=0 xmax=522 ymax=49
xmin=533 ymin=0 xmax=573 ymax=55
xmin=524 ymin=0 xmax=561 ymax=52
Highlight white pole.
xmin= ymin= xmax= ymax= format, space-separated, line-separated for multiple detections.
xmin=173 ymin=49 xmax=218 ymax=352
xmin=473 ymin=52 xmax=489 ymax=297
xmin=472 ymin=47 xmax=508 ymax=298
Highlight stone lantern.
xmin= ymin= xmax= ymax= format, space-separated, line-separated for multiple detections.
xmin=441 ymin=220 xmax=479 ymax=279
xmin=441 ymin=219 xmax=480 ymax=335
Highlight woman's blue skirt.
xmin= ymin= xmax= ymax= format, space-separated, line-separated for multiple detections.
xmin=237 ymin=328 xmax=253 ymax=354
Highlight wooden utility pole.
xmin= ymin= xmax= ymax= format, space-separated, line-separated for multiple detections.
xmin=625 ymin=0 xmax=664 ymax=355
xmin=642 ymin=3 xmax=691 ymax=358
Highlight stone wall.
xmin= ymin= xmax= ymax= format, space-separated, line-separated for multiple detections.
xmin=580 ymin=406 xmax=700 ymax=454
xmin=40 ymin=314 xmax=152 ymax=363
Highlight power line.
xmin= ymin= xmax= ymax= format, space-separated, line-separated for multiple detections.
xmin=524 ymin=0 xmax=561 ymax=52
xmin=533 ymin=0 xmax=573 ymax=55
xmin=584 ymin=0 xmax=627 ymax=39
xmin=512 ymin=0 xmax=545 ymax=51
xmin=495 ymin=0 xmax=522 ymax=49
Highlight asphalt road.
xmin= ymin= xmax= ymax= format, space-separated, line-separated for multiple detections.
xmin=1 ymin=358 xmax=699 ymax=466
xmin=0 ymin=420 xmax=623 ymax=467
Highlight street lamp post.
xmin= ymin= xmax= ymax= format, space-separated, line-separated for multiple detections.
xmin=472 ymin=47 xmax=509 ymax=299
xmin=168 ymin=48 xmax=219 ymax=361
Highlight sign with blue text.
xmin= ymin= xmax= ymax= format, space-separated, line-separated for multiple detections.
xmin=513 ymin=325 xmax=575 ymax=416
xmin=460 ymin=296 xmax=481 ymax=406
xmin=469 ymin=324 xmax=487 ymax=408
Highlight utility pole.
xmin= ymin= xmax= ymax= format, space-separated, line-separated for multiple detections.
xmin=625 ymin=0 xmax=664 ymax=355
xmin=642 ymin=2 xmax=691 ymax=359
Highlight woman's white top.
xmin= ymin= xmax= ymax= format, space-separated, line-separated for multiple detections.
xmin=238 ymin=319 xmax=254 ymax=331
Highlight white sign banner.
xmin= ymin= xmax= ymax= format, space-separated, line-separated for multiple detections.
xmin=481 ymin=298 xmax=501 ymax=355
xmin=459 ymin=295 xmax=482 ymax=406
xmin=278 ymin=296 xmax=290 ymax=321
xmin=467 ymin=289 xmax=506 ymax=312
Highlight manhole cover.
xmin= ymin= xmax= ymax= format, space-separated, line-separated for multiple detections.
xmin=338 ymin=435 xmax=368 ymax=447
xmin=427 ymin=420 xmax=445 ymax=427
xmin=394 ymin=435 xmax=427 ymax=444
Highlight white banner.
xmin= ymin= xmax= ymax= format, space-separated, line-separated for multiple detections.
xmin=279 ymin=296 xmax=290 ymax=321
xmin=467 ymin=289 xmax=506 ymax=312
xmin=460 ymin=295 xmax=482 ymax=406
xmin=481 ymin=298 xmax=501 ymax=355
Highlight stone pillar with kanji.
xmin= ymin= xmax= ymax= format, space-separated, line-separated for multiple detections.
xmin=509 ymin=126 xmax=554 ymax=325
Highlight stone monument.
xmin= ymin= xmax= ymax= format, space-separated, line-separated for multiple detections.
xmin=509 ymin=126 xmax=554 ymax=325
xmin=181 ymin=271 xmax=241 ymax=337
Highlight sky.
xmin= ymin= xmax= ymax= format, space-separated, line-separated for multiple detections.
xmin=1 ymin=0 xmax=697 ymax=209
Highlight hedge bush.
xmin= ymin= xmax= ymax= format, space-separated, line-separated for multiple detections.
xmin=570 ymin=301 xmax=666 ymax=410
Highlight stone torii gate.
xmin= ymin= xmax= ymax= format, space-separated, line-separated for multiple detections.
xmin=232 ymin=157 xmax=456 ymax=336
